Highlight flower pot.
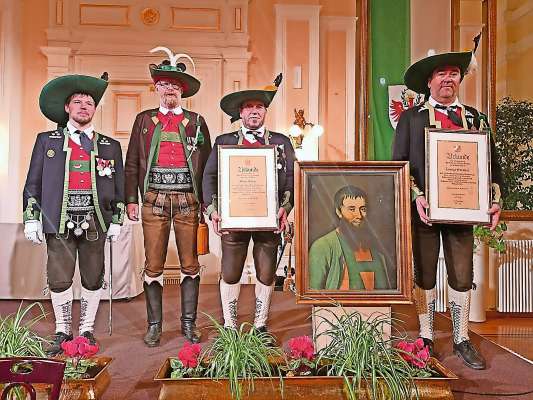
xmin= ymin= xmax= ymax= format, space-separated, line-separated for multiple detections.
xmin=33 ymin=357 xmax=112 ymax=400
xmin=154 ymin=357 xmax=457 ymax=400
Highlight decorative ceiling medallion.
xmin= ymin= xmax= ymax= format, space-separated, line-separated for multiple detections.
xmin=141 ymin=8 xmax=160 ymax=26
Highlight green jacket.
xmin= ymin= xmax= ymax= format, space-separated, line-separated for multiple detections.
xmin=309 ymin=230 xmax=391 ymax=290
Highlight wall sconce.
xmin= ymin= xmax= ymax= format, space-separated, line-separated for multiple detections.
xmin=288 ymin=109 xmax=324 ymax=149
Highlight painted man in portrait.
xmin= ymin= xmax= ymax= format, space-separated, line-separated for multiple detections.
xmin=308 ymin=185 xmax=392 ymax=290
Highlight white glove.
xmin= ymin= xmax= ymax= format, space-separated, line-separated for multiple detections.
xmin=106 ymin=223 xmax=122 ymax=242
xmin=24 ymin=220 xmax=43 ymax=245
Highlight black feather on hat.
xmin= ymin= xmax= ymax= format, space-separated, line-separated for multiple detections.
xmin=404 ymin=33 xmax=481 ymax=95
xmin=220 ymin=74 xmax=283 ymax=123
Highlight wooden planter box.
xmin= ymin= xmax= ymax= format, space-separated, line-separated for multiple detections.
xmin=32 ymin=357 xmax=112 ymax=400
xmin=154 ymin=357 xmax=457 ymax=400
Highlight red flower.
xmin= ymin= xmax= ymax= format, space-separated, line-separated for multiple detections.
xmin=395 ymin=339 xmax=429 ymax=368
xmin=287 ymin=336 xmax=315 ymax=360
xmin=61 ymin=336 xmax=99 ymax=359
xmin=178 ymin=342 xmax=202 ymax=368
xmin=61 ymin=340 xmax=79 ymax=358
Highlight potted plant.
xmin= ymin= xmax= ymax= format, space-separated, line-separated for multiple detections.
xmin=0 ymin=302 xmax=111 ymax=400
xmin=494 ymin=97 xmax=533 ymax=213
xmin=0 ymin=302 xmax=48 ymax=400
xmin=0 ymin=302 xmax=48 ymax=359
xmin=57 ymin=335 xmax=112 ymax=400
xmin=154 ymin=309 xmax=457 ymax=400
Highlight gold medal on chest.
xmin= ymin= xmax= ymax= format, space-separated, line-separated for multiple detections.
xmin=46 ymin=149 xmax=55 ymax=158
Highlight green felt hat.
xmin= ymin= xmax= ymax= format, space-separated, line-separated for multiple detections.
xmin=220 ymin=74 xmax=282 ymax=123
xmin=39 ymin=73 xmax=109 ymax=125
xmin=404 ymin=34 xmax=481 ymax=94
xmin=149 ymin=47 xmax=200 ymax=98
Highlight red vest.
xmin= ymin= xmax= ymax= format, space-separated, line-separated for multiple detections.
xmin=156 ymin=111 xmax=187 ymax=168
xmin=434 ymin=108 xmax=464 ymax=130
xmin=242 ymin=137 xmax=263 ymax=147
xmin=68 ymin=138 xmax=91 ymax=190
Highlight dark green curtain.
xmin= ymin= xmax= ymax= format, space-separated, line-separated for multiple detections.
xmin=368 ymin=0 xmax=410 ymax=160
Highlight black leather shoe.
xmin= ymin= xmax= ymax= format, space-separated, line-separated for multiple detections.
xmin=180 ymin=276 xmax=201 ymax=344
xmin=46 ymin=332 xmax=73 ymax=356
xmin=420 ymin=337 xmax=435 ymax=357
xmin=144 ymin=323 xmax=162 ymax=347
xmin=143 ymin=281 xmax=163 ymax=347
xmin=255 ymin=326 xmax=268 ymax=334
xmin=80 ymin=331 xmax=97 ymax=346
xmin=453 ymin=340 xmax=486 ymax=370
xmin=253 ymin=326 xmax=276 ymax=346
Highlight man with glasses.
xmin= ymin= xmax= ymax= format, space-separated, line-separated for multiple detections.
xmin=125 ymin=49 xmax=211 ymax=346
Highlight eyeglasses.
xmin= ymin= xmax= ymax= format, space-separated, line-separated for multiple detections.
xmin=156 ymin=81 xmax=182 ymax=90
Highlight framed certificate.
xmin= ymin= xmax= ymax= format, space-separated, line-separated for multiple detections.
xmin=425 ymin=128 xmax=491 ymax=224
xmin=218 ymin=145 xmax=279 ymax=231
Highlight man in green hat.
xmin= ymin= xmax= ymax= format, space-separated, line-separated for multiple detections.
xmin=124 ymin=48 xmax=211 ymax=346
xmin=392 ymin=38 xmax=503 ymax=370
xmin=202 ymin=74 xmax=296 ymax=333
xmin=23 ymin=73 xmax=125 ymax=355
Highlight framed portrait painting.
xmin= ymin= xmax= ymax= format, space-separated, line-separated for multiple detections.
xmin=295 ymin=161 xmax=412 ymax=305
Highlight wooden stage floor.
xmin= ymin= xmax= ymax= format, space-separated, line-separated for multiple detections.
xmin=1 ymin=285 xmax=532 ymax=399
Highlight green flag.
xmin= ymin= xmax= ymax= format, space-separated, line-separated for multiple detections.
xmin=369 ymin=0 xmax=410 ymax=160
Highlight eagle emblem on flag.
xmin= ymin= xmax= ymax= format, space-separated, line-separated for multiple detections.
xmin=388 ymin=85 xmax=424 ymax=129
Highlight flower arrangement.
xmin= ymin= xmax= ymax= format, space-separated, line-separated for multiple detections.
xmin=394 ymin=338 xmax=434 ymax=377
xmin=169 ymin=342 xmax=203 ymax=378
xmin=284 ymin=335 xmax=315 ymax=376
xmin=166 ymin=311 xmax=447 ymax=400
xmin=60 ymin=336 xmax=99 ymax=379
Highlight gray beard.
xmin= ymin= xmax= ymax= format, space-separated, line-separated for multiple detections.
xmin=161 ymin=96 xmax=179 ymax=109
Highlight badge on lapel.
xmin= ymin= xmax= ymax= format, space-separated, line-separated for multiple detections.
xmin=275 ymin=144 xmax=286 ymax=171
xmin=96 ymin=158 xmax=115 ymax=178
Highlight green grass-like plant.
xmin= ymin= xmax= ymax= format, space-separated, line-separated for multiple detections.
xmin=202 ymin=315 xmax=283 ymax=400
xmin=0 ymin=302 xmax=48 ymax=358
xmin=314 ymin=309 xmax=419 ymax=400
xmin=0 ymin=302 xmax=49 ymax=400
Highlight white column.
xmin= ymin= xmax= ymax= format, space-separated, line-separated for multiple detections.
xmin=470 ymin=242 xmax=488 ymax=322
xmin=273 ymin=4 xmax=321 ymax=137
xmin=0 ymin=1 xmax=23 ymax=223
xmin=40 ymin=46 xmax=72 ymax=130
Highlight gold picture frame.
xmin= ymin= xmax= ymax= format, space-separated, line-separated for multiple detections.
xmin=295 ymin=161 xmax=412 ymax=305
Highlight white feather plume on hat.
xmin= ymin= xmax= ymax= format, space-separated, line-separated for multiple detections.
xmin=149 ymin=46 xmax=196 ymax=73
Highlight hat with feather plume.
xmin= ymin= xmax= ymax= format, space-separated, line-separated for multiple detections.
xmin=149 ymin=47 xmax=200 ymax=98
xmin=220 ymin=74 xmax=283 ymax=123
xmin=39 ymin=72 xmax=109 ymax=126
xmin=404 ymin=33 xmax=481 ymax=95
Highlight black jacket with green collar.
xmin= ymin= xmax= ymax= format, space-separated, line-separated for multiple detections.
xmin=23 ymin=128 xmax=125 ymax=234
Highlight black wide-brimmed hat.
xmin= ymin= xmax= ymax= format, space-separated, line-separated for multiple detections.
xmin=404 ymin=34 xmax=481 ymax=94
xmin=149 ymin=47 xmax=200 ymax=98
xmin=220 ymin=74 xmax=282 ymax=123
xmin=39 ymin=73 xmax=109 ymax=125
